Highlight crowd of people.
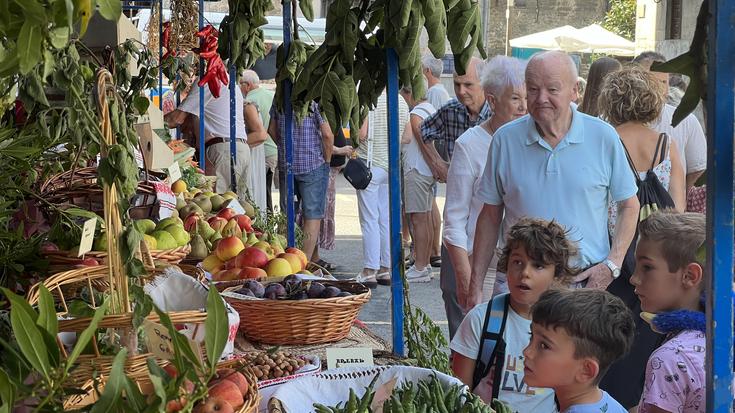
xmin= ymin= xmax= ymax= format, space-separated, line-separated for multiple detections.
xmin=165 ymin=48 xmax=712 ymax=412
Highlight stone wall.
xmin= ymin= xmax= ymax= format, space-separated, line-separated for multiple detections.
xmin=485 ymin=0 xmax=609 ymax=56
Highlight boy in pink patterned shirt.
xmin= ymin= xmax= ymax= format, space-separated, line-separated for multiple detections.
xmin=630 ymin=211 xmax=706 ymax=413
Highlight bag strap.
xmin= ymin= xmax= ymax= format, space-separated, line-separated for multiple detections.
xmin=367 ymin=110 xmax=375 ymax=168
xmin=620 ymin=140 xmax=642 ymax=184
xmin=472 ymin=293 xmax=511 ymax=394
xmin=655 ymin=133 xmax=668 ymax=166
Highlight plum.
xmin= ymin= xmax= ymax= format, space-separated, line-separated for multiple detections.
xmin=283 ymin=274 xmax=300 ymax=283
xmin=290 ymin=292 xmax=308 ymax=300
xmin=337 ymin=291 xmax=352 ymax=297
xmin=235 ymin=288 xmax=254 ymax=297
xmin=264 ymin=283 xmax=287 ymax=299
xmin=243 ymin=280 xmax=265 ymax=298
xmin=320 ymin=286 xmax=341 ymax=298
xmin=282 ymin=278 xmax=301 ymax=292
xmin=307 ymin=282 xmax=326 ymax=299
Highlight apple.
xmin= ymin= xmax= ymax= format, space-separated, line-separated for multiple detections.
xmin=234 ymin=215 xmax=253 ymax=232
xmin=233 ymin=247 xmax=269 ymax=269
xmin=216 ymin=208 xmax=237 ymax=221
xmin=212 ymin=269 xmax=240 ymax=282
xmin=207 ymin=380 xmax=243 ymax=409
xmin=278 ymin=253 xmax=304 ymax=272
xmin=264 ymin=258 xmax=293 ymax=277
xmin=208 ymin=216 xmax=228 ymax=232
xmin=201 ymin=255 xmax=223 ymax=273
xmin=183 ymin=213 xmax=201 ymax=232
xmin=238 ymin=267 xmax=267 ymax=280
xmin=193 ymin=397 xmax=234 ymax=413
xmin=214 ymin=368 xmax=249 ymax=395
xmin=40 ymin=242 xmax=60 ymax=253
xmin=215 ymin=236 xmax=245 ymax=261
xmin=285 ymin=247 xmax=309 ymax=268
xmin=252 ymin=241 xmax=275 ymax=259
xmin=75 ymin=258 xmax=100 ymax=267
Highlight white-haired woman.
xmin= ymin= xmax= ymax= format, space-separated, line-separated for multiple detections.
xmin=442 ymin=56 xmax=527 ymax=339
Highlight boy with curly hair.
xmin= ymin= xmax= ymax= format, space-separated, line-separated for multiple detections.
xmin=451 ymin=218 xmax=578 ymax=411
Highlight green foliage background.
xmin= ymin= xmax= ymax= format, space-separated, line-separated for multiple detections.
xmin=600 ymin=0 xmax=636 ymax=41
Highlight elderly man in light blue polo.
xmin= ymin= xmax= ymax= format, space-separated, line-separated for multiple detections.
xmin=461 ymin=51 xmax=640 ymax=310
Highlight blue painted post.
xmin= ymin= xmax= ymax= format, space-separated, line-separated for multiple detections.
xmin=386 ymin=48 xmax=404 ymax=356
xmin=229 ymin=64 xmax=237 ymax=192
xmin=706 ymin=1 xmax=734 ymax=411
xmin=283 ymin=1 xmax=296 ymax=247
xmin=158 ymin=0 xmax=163 ymax=111
xmin=198 ymin=0 xmax=205 ymax=169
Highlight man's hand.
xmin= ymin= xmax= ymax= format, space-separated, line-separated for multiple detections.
xmin=575 ymin=263 xmax=614 ymax=290
xmin=431 ymin=160 xmax=449 ymax=182
xmin=460 ymin=278 xmax=484 ymax=312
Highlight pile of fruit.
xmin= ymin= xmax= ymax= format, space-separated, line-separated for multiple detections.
xmin=239 ymin=351 xmax=307 ymax=380
xmin=133 ymin=217 xmax=191 ymax=250
xmin=164 ymin=364 xmax=253 ymax=413
xmin=231 ymin=277 xmax=354 ymax=300
xmin=202 ymin=237 xmax=311 ymax=282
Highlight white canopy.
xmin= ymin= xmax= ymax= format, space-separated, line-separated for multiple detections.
xmin=510 ymin=24 xmax=635 ymax=56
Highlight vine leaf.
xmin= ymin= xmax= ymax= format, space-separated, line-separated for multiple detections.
xmin=17 ymin=21 xmax=42 ymax=75
xmin=299 ymin=0 xmax=315 ymax=22
xmin=90 ymin=348 xmax=128 ymax=413
xmin=97 ymin=0 xmax=122 ymax=21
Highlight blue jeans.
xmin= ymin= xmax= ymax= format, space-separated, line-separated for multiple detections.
xmin=294 ymin=163 xmax=329 ymax=220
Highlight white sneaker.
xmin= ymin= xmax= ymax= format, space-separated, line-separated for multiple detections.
xmin=355 ymin=270 xmax=378 ymax=289
xmin=405 ymin=265 xmax=432 ymax=283
xmin=376 ymin=271 xmax=391 ymax=286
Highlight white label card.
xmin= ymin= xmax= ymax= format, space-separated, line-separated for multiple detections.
xmin=168 ymin=162 xmax=182 ymax=183
xmin=326 ymin=347 xmax=374 ymax=370
xmin=142 ymin=320 xmax=202 ymax=363
xmin=78 ymin=218 xmax=97 ymax=257
xmin=225 ymin=199 xmax=246 ymax=215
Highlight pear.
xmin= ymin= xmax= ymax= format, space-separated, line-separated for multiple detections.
xmin=156 ymin=217 xmax=183 ymax=231
xmin=150 ymin=231 xmax=177 ymax=250
xmin=165 ymin=226 xmax=191 ymax=247
xmin=93 ymin=232 xmax=108 ymax=252
xmin=241 ymin=200 xmax=256 ymax=218
xmin=221 ymin=219 xmax=243 ymax=239
xmin=244 ymin=232 xmax=259 ymax=247
xmin=188 ymin=234 xmax=209 ymax=260
xmin=197 ymin=220 xmax=216 ymax=240
xmin=133 ymin=219 xmax=156 ymax=234
xmin=176 ymin=196 xmax=186 ymax=210
xmin=209 ymin=194 xmax=226 ymax=212
xmin=209 ymin=231 xmax=223 ymax=243
xmin=221 ymin=191 xmax=237 ymax=201
xmin=169 ymin=209 xmax=179 ymax=219
xmin=193 ymin=195 xmax=212 ymax=213
xmin=180 ymin=203 xmax=203 ymax=218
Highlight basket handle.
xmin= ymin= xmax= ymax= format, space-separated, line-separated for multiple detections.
xmin=138 ymin=240 xmax=156 ymax=270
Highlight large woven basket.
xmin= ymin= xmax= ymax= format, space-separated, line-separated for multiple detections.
xmin=221 ymin=280 xmax=370 ymax=345
xmin=217 ymin=359 xmax=261 ymax=413
xmin=43 ymin=245 xmax=191 ymax=272
xmin=26 ymin=264 xmax=207 ymax=384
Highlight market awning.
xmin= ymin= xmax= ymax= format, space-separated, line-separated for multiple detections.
xmin=510 ymin=24 xmax=635 ymax=56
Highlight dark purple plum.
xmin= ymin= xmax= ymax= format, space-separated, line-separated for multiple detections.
xmin=264 ymin=283 xmax=287 ymax=299
xmin=320 ymin=286 xmax=341 ymax=298
xmin=235 ymin=288 xmax=254 ymax=297
xmin=307 ymin=282 xmax=326 ymax=299
xmin=337 ymin=291 xmax=352 ymax=297
xmin=243 ymin=280 xmax=265 ymax=298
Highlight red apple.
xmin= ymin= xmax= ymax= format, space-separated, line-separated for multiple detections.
xmin=183 ymin=213 xmax=200 ymax=232
xmin=216 ymin=208 xmax=237 ymax=221
xmin=40 ymin=242 xmax=59 ymax=253
xmin=234 ymin=215 xmax=253 ymax=232
xmin=193 ymin=397 xmax=234 ymax=413
xmin=233 ymin=246 xmax=269 ymax=269
xmin=208 ymin=216 xmax=228 ymax=232
xmin=285 ymin=247 xmax=309 ymax=268
xmin=212 ymin=268 xmax=240 ymax=282
xmin=238 ymin=267 xmax=267 ymax=280
xmin=278 ymin=252 xmax=304 ymax=272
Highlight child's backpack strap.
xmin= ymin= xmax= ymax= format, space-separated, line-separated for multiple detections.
xmin=472 ymin=293 xmax=511 ymax=398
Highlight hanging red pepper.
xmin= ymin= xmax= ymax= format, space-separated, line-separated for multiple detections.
xmin=192 ymin=24 xmax=229 ymax=98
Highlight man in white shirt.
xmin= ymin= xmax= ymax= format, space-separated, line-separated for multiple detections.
xmin=633 ymin=51 xmax=707 ymax=188
xmin=422 ymin=54 xmax=450 ymax=110
xmin=166 ymin=81 xmax=253 ymax=202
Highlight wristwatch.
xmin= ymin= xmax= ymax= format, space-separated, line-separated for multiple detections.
xmin=604 ymin=259 xmax=621 ymax=279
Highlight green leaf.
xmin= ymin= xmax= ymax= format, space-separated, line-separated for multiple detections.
xmin=90 ymin=348 xmax=127 ymax=413
xmin=11 ymin=0 xmax=45 ymax=23
xmin=1 ymin=287 xmax=38 ymax=323
xmin=122 ymin=374 xmax=147 ymax=412
xmin=9 ymin=297 xmax=51 ymax=380
xmin=146 ymin=358 xmax=167 ymax=413
xmin=49 ymin=27 xmax=71 ymax=49
xmin=36 ymin=285 xmax=59 ymax=337
xmin=154 ymin=306 xmax=203 ymax=372
xmin=132 ymin=95 xmax=150 ymax=116
xmin=17 ymin=21 xmax=42 ymax=75
xmin=96 ymin=0 xmax=121 ymax=21
xmin=0 ymin=369 xmax=15 ymax=413
xmin=204 ymin=286 xmax=228 ymax=374
xmin=66 ymin=300 xmax=108 ymax=370
xmin=299 ymin=0 xmax=315 ymax=22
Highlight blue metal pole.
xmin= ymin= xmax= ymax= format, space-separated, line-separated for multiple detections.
xmin=386 ymin=48 xmax=404 ymax=356
xmin=158 ymin=0 xmax=163 ymax=111
xmin=283 ymin=1 xmax=296 ymax=247
xmin=706 ymin=1 xmax=734 ymax=411
xmin=198 ymin=0 xmax=205 ymax=170
xmin=229 ymin=64 xmax=238 ymax=192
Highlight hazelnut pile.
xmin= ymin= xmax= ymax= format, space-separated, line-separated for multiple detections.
xmin=243 ymin=351 xmax=307 ymax=380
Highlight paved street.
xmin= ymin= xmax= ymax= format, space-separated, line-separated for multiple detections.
xmin=306 ymin=173 xmax=450 ymax=350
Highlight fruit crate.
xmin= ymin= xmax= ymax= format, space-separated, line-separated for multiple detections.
xmin=219 ymin=280 xmax=371 ymax=345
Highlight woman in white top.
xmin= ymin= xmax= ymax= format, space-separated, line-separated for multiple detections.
xmin=442 ymin=56 xmax=528 ymax=338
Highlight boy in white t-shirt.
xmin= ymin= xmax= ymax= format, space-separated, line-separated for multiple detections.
xmin=450 ymin=218 xmax=579 ymax=412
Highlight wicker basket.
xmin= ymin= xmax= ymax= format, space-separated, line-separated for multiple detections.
xmin=217 ymin=359 xmax=261 ymax=413
xmin=26 ymin=264 xmax=207 ymax=384
xmin=222 ymin=280 xmax=370 ymax=345
xmin=43 ymin=245 xmax=191 ymax=272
